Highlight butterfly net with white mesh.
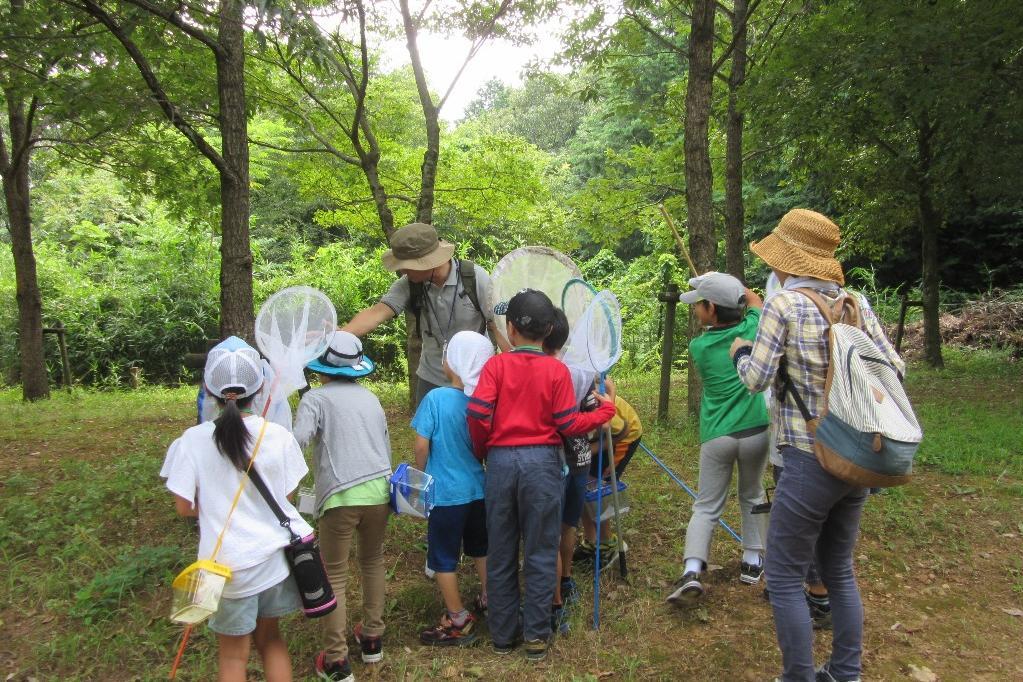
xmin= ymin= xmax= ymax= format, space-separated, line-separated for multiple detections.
xmin=561 ymin=277 xmax=597 ymax=334
xmin=254 ymin=286 xmax=337 ymax=407
xmin=488 ymin=246 xmax=581 ymax=346
xmin=560 ymin=289 xmax=623 ymax=395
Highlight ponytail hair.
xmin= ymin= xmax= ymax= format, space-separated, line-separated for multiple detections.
xmin=213 ymin=392 xmax=257 ymax=471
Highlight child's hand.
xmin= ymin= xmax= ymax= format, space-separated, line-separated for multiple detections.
xmin=591 ymin=390 xmax=613 ymax=404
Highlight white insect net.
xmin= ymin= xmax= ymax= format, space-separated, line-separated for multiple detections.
xmin=488 ymin=246 xmax=581 ymax=346
xmin=561 ymin=288 xmax=623 ymax=376
xmin=254 ymin=286 xmax=337 ymax=407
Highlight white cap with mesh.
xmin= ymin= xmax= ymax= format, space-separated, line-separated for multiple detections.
xmin=204 ymin=345 xmax=264 ymax=399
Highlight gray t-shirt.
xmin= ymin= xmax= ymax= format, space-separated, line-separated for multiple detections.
xmin=292 ymin=380 xmax=393 ymax=514
xmin=379 ymin=259 xmax=494 ymax=386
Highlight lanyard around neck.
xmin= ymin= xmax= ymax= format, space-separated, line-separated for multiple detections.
xmin=424 ymin=259 xmax=459 ymax=344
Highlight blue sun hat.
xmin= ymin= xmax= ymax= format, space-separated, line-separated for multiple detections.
xmin=306 ymin=331 xmax=376 ymax=377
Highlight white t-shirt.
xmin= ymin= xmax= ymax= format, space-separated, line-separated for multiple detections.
xmin=163 ymin=416 xmax=313 ymax=598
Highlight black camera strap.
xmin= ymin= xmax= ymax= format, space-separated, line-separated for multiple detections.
xmin=246 ymin=464 xmax=302 ymax=544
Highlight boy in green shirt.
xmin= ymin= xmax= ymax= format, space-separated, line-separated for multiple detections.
xmin=666 ymin=273 xmax=770 ymax=607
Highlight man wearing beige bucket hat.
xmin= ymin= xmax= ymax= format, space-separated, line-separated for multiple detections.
xmin=728 ymin=209 xmax=904 ymax=682
xmin=342 ymin=223 xmax=508 ymax=406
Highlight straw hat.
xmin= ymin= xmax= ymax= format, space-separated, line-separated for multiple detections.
xmin=750 ymin=209 xmax=845 ymax=285
xmin=380 ymin=222 xmax=455 ymax=272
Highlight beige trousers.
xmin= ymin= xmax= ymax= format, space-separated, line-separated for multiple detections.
xmin=318 ymin=503 xmax=389 ymax=663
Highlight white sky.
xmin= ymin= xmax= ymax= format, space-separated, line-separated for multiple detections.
xmin=381 ymin=34 xmax=557 ymax=121
xmin=314 ymin=5 xmax=579 ymax=122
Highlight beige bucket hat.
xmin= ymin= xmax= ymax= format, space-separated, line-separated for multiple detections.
xmin=380 ymin=222 xmax=455 ymax=272
xmin=750 ymin=209 xmax=845 ymax=285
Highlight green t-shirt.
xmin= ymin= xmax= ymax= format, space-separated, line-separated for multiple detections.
xmin=690 ymin=308 xmax=769 ymax=443
xmin=320 ymin=476 xmax=390 ymax=512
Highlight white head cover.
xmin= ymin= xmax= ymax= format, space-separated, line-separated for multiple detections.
xmin=204 ymin=341 xmax=263 ymax=398
xmin=444 ymin=331 xmax=494 ymax=396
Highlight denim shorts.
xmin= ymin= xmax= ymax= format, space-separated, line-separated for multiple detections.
xmin=427 ymin=499 xmax=488 ymax=572
xmin=207 ymin=576 xmax=301 ymax=636
xmin=561 ymin=472 xmax=588 ymax=528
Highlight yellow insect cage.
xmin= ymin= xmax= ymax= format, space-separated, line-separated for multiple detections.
xmin=170 ymin=559 xmax=233 ymax=624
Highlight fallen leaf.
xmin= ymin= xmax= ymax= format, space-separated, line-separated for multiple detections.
xmin=908 ymin=664 xmax=938 ymax=681
xmin=1001 ymin=607 xmax=1023 ymax=617
xmin=912 ymin=662 xmax=937 ymax=678
xmin=890 ymin=622 xmax=902 ymax=630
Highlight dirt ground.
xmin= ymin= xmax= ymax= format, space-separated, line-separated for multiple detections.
xmin=1 ymin=364 xmax=1021 ymax=680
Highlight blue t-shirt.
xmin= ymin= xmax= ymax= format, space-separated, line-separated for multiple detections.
xmin=410 ymin=387 xmax=485 ymax=506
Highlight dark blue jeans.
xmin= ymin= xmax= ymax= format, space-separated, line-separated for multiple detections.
xmin=767 ymin=447 xmax=868 ymax=682
xmin=484 ymin=445 xmax=563 ymax=644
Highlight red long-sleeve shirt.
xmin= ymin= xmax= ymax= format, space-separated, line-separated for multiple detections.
xmin=466 ymin=349 xmax=615 ymax=454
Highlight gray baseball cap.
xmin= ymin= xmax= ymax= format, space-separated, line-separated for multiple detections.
xmin=678 ymin=272 xmax=747 ymax=308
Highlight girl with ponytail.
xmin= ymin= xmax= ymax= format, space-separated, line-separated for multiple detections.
xmin=162 ymin=338 xmax=313 ymax=682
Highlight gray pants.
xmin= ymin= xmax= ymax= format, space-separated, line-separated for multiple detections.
xmin=683 ymin=429 xmax=769 ymax=564
xmin=767 ymin=447 xmax=867 ymax=682
xmin=485 ymin=445 xmax=563 ymax=644
xmin=414 ymin=377 xmax=441 ymax=409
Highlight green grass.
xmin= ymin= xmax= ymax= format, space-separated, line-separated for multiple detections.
xmin=905 ymin=348 xmax=1023 ymax=477
xmin=1 ymin=350 xmax=1021 ymax=680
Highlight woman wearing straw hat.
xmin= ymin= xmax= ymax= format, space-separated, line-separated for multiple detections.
xmin=728 ymin=209 xmax=904 ymax=682
xmin=341 ymin=223 xmax=509 ymax=407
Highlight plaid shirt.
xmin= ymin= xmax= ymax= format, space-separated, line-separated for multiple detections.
xmin=735 ymin=288 xmax=905 ymax=453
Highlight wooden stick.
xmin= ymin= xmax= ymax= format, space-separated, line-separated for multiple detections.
xmin=658 ymin=204 xmax=699 ymax=276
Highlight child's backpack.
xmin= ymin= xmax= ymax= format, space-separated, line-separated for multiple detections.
xmin=783 ymin=288 xmax=922 ymax=488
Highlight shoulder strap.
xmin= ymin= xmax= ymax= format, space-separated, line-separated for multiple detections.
xmin=795 ymin=287 xmax=864 ymax=329
xmin=458 ymin=259 xmax=488 ymax=333
xmin=408 ymin=280 xmax=425 ymax=339
xmin=247 ymin=465 xmax=301 ymax=543
xmin=779 ymin=288 xmax=840 ymax=425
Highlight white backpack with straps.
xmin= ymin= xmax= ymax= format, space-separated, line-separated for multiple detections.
xmin=785 ymin=288 xmax=923 ymax=487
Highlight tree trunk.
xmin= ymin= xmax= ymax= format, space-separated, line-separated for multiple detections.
xmin=2 ymin=97 xmax=49 ymax=400
xmin=216 ymin=0 xmax=254 ymax=340
xmin=916 ymin=114 xmax=943 ymax=368
xmin=684 ymin=0 xmax=717 ymax=417
xmin=416 ymin=102 xmax=440 ymax=224
xmin=400 ymin=0 xmax=440 ymax=225
xmin=362 ymin=156 xmax=396 ymax=238
xmin=724 ymin=0 xmax=748 ymax=280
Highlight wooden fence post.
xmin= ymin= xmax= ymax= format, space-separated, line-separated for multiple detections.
xmin=894 ymin=292 xmax=924 ymax=354
xmin=42 ymin=321 xmax=72 ymax=390
xmin=657 ymin=282 xmax=679 ymax=422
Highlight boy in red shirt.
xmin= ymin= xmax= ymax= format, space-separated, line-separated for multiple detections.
xmin=468 ymin=289 xmax=615 ymax=661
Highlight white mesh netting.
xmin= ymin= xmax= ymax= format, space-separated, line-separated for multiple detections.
xmin=489 ymin=247 xmax=581 ymax=346
xmin=254 ymin=286 xmax=337 ymax=406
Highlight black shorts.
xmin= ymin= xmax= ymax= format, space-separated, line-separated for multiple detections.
xmin=427 ymin=499 xmax=487 ymax=572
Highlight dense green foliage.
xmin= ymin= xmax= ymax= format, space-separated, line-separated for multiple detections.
xmin=2 ymin=0 xmax=1020 ymax=387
